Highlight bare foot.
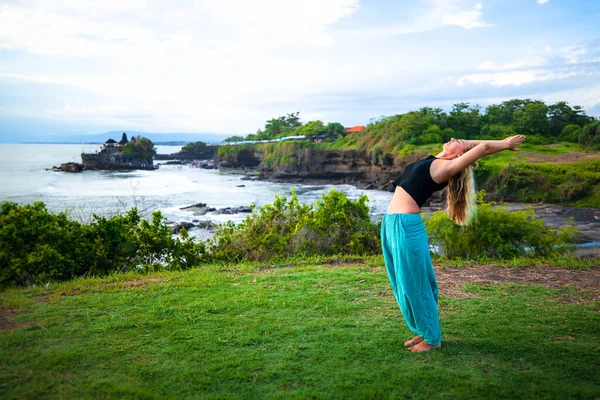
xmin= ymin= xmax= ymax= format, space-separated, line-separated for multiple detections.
xmin=409 ymin=341 xmax=441 ymax=352
xmin=403 ymin=336 xmax=424 ymax=347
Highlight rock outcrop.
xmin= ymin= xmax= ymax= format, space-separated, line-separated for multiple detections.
xmin=81 ymin=136 xmax=157 ymax=170
xmin=59 ymin=162 xmax=84 ymax=173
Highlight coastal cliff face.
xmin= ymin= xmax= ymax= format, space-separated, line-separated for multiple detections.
xmin=264 ymin=148 xmax=398 ymax=189
xmin=218 ymin=144 xmax=427 ymax=191
xmin=218 ymin=147 xmax=262 ymax=168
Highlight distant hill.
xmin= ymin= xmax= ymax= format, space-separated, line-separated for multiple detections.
xmin=0 ymin=116 xmax=232 ymax=144
xmin=5 ymin=131 xmax=229 ymax=145
xmin=77 ymin=131 xmax=228 ymax=145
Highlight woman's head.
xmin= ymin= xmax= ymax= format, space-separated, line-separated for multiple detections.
xmin=442 ymin=138 xmax=471 ymax=159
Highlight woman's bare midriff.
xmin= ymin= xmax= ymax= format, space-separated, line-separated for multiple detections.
xmin=386 ymin=186 xmax=421 ymax=214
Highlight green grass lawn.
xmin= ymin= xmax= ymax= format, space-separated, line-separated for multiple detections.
xmin=1 ymin=261 xmax=599 ymax=399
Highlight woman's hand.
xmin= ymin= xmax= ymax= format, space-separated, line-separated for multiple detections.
xmin=503 ymin=135 xmax=526 ymax=151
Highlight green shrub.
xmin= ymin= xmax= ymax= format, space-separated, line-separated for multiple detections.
xmin=183 ymin=141 xmax=207 ymax=150
xmin=300 ymin=190 xmax=380 ymax=256
xmin=415 ymin=133 xmax=443 ymax=144
xmin=0 ymin=202 xmax=83 ymax=286
xmin=209 ymin=190 xmax=380 ymax=262
xmin=424 ymin=193 xmax=577 ymax=259
xmin=558 ymin=124 xmax=581 ymax=143
xmin=0 ymin=202 xmax=206 ymax=288
xmin=490 ymin=162 xmax=600 ymax=205
xmin=480 ymin=124 xmax=517 ymax=139
xmin=370 ymin=146 xmax=384 ymax=165
xmin=579 ymin=121 xmax=600 ymax=149
xmin=521 ymin=134 xmax=550 ymax=145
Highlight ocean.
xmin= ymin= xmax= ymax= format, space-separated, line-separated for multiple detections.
xmin=0 ymin=144 xmax=393 ymax=237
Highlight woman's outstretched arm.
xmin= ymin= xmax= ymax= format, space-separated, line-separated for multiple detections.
xmin=463 ymin=138 xmax=523 ymax=149
xmin=434 ymin=135 xmax=526 ymax=182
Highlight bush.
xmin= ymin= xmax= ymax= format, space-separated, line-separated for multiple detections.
xmin=0 ymin=202 xmax=206 ymax=288
xmin=370 ymin=146 xmax=384 ymax=165
xmin=0 ymin=202 xmax=84 ymax=286
xmin=558 ymin=124 xmax=581 ymax=143
xmin=490 ymin=162 xmax=600 ymax=204
xmin=424 ymin=193 xmax=577 ymax=259
xmin=579 ymin=121 xmax=600 ymax=149
xmin=209 ymin=190 xmax=381 ymax=262
xmin=521 ymin=134 xmax=550 ymax=145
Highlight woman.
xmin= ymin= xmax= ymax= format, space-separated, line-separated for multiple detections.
xmin=381 ymin=135 xmax=526 ymax=352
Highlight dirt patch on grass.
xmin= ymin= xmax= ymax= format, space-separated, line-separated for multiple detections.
xmin=256 ymin=257 xmax=368 ymax=271
xmin=120 ymin=277 xmax=165 ymax=288
xmin=59 ymin=288 xmax=86 ymax=297
xmin=435 ymin=265 xmax=600 ymax=300
xmin=523 ymin=151 xmax=600 ymax=164
xmin=0 ymin=309 xmax=30 ymax=331
xmin=35 ymin=293 xmax=50 ymax=303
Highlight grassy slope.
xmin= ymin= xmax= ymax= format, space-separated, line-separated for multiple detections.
xmin=1 ymin=261 xmax=599 ymax=399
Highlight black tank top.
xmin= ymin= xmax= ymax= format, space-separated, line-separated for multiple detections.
xmin=393 ymin=155 xmax=448 ymax=208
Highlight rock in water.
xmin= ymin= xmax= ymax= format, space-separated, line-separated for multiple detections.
xmin=60 ymin=162 xmax=84 ymax=173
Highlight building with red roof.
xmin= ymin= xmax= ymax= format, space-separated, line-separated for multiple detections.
xmin=344 ymin=125 xmax=367 ymax=134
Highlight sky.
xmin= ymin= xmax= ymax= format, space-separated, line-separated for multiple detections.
xmin=0 ymin=0 xmax=599 ymax=140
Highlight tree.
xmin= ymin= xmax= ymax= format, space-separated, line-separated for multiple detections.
xmin=484 ymin=99 xmax=532 ymax=126
xmin=323 ymin=122 xmax=345 ymax=141
xmin=285 ymin=112 xmax=302 ymax=129
xmin=183 ymin=141 xmax=207 ymax=149
xmin=126 ymin=136 xmax=156 ymax=161
xmin=546 ymin=101 xmax=593 ymax=138
xmin=297 ymin=120 xmax=326 ymax=137
xmin=223 ymin=135 xmax=245 ymax=143
xmin=448 ymin=103 xmax=482 ymax=139
xmin=513 ymin=101 xmax=550 ymax=137
xmin=263 ymin=112 xmax=303 ymax=139
xmin=415 ymin=124 xmax=444 ymax=144
xmin=572 ymin=105 xmax=596 ymax=126
xmin=480 ymin=124 xmax=517 ymax=139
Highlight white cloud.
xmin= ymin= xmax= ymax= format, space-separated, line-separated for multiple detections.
xmin=0 ymin=0 xmax=362 ymax=132
xmin=0 ymin=0 xmax=360 ymax=57
xmin=465 ymin=40 xmax=600 ymax=90
xmin=340 ymin=0 xmax=491 ymax=39
xmin=478 ymin=57 xmax=546 ymax=70
xmin=561 ymin=46 xmax=587 ymax=64
xmin=0 ymin=0 xmax=598 ymax=133
xmin=457 ymin=69 xmax=578 ymax=87
xmin=537 ymin=0 xmax=549 ymax=4
xmin=443 ymin=2 xmax=491 ymax=29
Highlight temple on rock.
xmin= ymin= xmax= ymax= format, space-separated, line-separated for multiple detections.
xmin=81 ymin=133 xmax=158 ymax=170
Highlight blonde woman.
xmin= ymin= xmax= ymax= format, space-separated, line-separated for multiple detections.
xmin=381 ymin=135 xmax=526 ymax=352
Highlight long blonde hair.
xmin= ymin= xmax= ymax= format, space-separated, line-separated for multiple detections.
xmin=446 ymin=163 xmax=477 ymax=225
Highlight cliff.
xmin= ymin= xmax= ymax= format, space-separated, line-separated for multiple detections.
xmin=218 ymin=143 xmax=425 ymax=191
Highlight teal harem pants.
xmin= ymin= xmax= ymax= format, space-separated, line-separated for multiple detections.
xmin=380 ymin=213 xmax=442 ymax=345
